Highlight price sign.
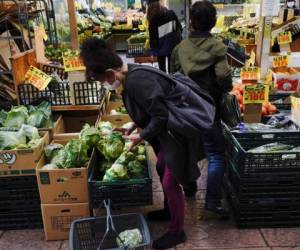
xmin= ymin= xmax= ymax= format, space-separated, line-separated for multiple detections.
xmin=240 ymin=67 xmax=260 ymax=81
xmin=243 ymin=84 xmax=269 ymax=104
xmin=273 ymin=31 xmax=292 ymax=45
xmin=272 ymin=55 xmax=289 ymax=68
xmin=214 ymin=4 xmax=224 ymax=9
xmin=63 ymin=55 xmax=85 ymax=72
xmin=24 ymin=66 xmax=52 ymax=91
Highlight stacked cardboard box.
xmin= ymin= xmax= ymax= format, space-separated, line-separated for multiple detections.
xmin=37 ymin=134 xmax=90 ymax=241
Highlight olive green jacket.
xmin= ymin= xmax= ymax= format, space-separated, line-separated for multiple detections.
xmin=171 ymin=32 xmax=232 ymax=101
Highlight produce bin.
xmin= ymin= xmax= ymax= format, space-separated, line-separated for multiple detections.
xmin=223 ymin=125 xmax=300 ymax=175
xmin=36 ymin=134 xmax=94 ymax=204
xmin=18 ymin=81 xmax=106 ymax=106
xmin=127 ymin=43 xmax=149 ymax=58
xmin=41 ymin=63 xmax=68 ymax=80
xmin=105 ymin=99 xmax=125 ymax=115
xmin=88 ymin=147 xmax=153 ymax=208
xmin=0 ymin=132 xmax=49 ymax=176
xmin=96 ymin=114 xmax=132 ymax=128
xmin=0 ymin=211 xmax=43 ymax=230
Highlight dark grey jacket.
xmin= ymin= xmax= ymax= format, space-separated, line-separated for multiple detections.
xmin=122 ymin=64 xmax=206 ymax=185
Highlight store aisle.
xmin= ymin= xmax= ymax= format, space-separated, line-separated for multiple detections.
xmin=1 ymin=154 xmax=300 ymax=250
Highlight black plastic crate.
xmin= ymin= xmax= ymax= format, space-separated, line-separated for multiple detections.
xmin=73 ymin=81 xmax=105 ymax=105
xmin=0 ymin=188 xmax=40 ymax=201
xmin=126 ymin=43 xmax=149 ymax=58
xmin=226 ymin=162 xmax=300 ymax=199
xmin=88 ymin=151 xmax=153 ymax=208
xmin=41 ymin=64 xmax=68 ymax=80
xmin=18 ymin=83 xmax=71 ymax=106
xmin=269 ymin=93 xmax=291 ymax=110
xmin=0 ymin=211 xmax=43 ymax=230
xmin=0 ymin=199 xmax=41 ymax=213
xmin=0 ymin=175 xmax=37 ymax=189
xmin=224 ymin=129 xmax=300 ymax=174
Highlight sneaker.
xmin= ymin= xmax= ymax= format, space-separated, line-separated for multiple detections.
xmin=152 ymin=231 xmax=186 ymax=249
xmin=183 ymin=181 xmax=198 ymax=198
xmin=147 ymin=209 xmax=171 ymax=221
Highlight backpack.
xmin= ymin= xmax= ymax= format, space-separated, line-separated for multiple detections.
xmin=131 ymin=66 xmax=216 ymax=136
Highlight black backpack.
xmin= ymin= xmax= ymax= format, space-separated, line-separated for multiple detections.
xmin=131 ymin=66 xmax=216 ymax=137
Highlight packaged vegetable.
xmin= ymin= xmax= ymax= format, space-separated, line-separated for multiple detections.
xmin=116 ymin=229 xmax=143 ymax=248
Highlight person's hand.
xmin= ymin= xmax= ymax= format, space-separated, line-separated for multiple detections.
xmin=113 ymin=127 xmax=128 ymax=135
xmin=114 ymin=123 xmax=137 ymax=135
xmin=123 ymin=133 xmax=142 ymax=151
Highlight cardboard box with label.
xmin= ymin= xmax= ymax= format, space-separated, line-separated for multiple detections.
xmin=0 ymin=132 xmax=49 ymax=176
xmin=36 ymin=134 xmax=89 ymax=204
xmin=41 ymin=202 xmax=89 ymax=240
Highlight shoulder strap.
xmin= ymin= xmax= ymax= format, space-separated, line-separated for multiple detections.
xmin=130 ymin=65 xmax=175 ymax=83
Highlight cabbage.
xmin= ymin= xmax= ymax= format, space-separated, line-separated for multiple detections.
xmin=63 ymin=140 xmax=89 ymax=168
xmin=116 ymin=229 xmax=143 ymax=248
xmin=51 ymin=148 xmax=68 ymax=168
xmin=98 ymin=121 xmax=113 ymax=135
xmin=0 ymin=110 xmax=7 ymax=126
xmin=4 ymin=106 xmax=29 ymax=128
xmin=19 ymin=124 xmax=40 ymax=140
xmin=0 ymin=131 xmax=26 ymax=150
xmin=135 ymin=155 xmax=146 ymax=163
xmin=79 ymin=124 xmax=101 ymax=148
xmin=128 ymin=160 xmax=145 ymax=179
xmin=102 ymin=132 xmax=124 ymax=160
xmin=103 ymin=162 xmax=128 ymax=181
xmin=44 ymin=143 xmax=64 ymax=160
xmin=137 ymin=145 xmax=146 ymax=155
xmin=42 ymin=164 xmax=59 ymax=170
xmin=27 ymin=102 xmax=52 ymax=128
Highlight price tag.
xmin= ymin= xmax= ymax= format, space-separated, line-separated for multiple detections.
xmin=24 ymin=66 xmax=52 ymax=91
xmin=214 ymin=4 xmax=224 ymax=9
xmin=240 ymin=67 xmax=261 ymax=81
xmin=63 ymin=55 xmax=85 ymax=72
xmin=273 ymin=31 xmax=292 ymax=45
xmin=272 ymin=55 xmax=289 ymax=68
xmin=243 ymin=84 xmax=270 ymax=104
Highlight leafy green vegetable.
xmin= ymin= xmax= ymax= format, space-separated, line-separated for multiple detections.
xmin=248 ymin=143 xmax=294 ymax=153
xmin=4 ymin=106 xmax=28 ymax=128
xmin=51 ymin=148 xmax=68 ymax=168
xmin=63 ymin=140 xmax=90 ymax=168
xmin=128 ymin=160 xmax=145 ymax=179
xmin=0 ymin=110 xmax=7 ymax=126
xmin=19 ymin=125 xmax=39 ymax=141
xmin=79 ymin=124 xmax=101 ymax=148
xmin=44 ymin=143 xmax=64 ymax=161
xmin=102 ymin=132 xmax=124 ymax=160
xmin=98 ymin=121 xmax=113 ymax=135
xmin=42 ymin=164 xmax=59 ymax=170
xmin=116 ymin=229 xmax=143 ymax=248
xmin=135 ymin=155 xmax=146 ymax=163
xmin=0 ymin=131 xmax=26 ymax=150
xmin=137 ymin=145 xmax=146 ymax=155
xmin=103 ymin=162 xmax=129 ymax=181
xmin=27 ymin=102 xmax=52 ymax=128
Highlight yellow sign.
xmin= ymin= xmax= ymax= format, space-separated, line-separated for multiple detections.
xmin=273 ymin=31 xmax=292 ymax=45
xmin=272 ymin=55 xmax=289 ymax=68
xmin=240 ymin=67 xmax=261 ymax=81
xmin=214 ymin=4 xmax=224 ymax=9
xmin=243 ymin=84 xmax=270 ymax=104
xmin=63 ymin=55 xmax=85 ymax=72
xmin=24 ymin=66 xmax=52 ymax=91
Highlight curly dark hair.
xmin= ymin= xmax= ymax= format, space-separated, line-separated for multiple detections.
xmin=190 ymin=1 xmax=217 ymax=32
xmin=80 ymin=37 xmax=123 ymax=81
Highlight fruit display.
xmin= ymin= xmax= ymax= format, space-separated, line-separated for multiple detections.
xmin=231 ymin=83 xmax=278 ymax=115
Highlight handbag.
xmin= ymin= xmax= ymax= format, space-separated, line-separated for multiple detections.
xmin=219 ymin=93 xmax=241 ymax=127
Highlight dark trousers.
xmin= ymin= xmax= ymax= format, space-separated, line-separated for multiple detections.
xmin=157 ymin=55 xmax=171 ymax=73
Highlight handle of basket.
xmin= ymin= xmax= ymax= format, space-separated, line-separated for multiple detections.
xmin=103 ymin=199 xmax=117 ymax=232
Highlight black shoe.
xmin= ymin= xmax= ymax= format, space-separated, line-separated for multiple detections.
xmin=198 ymin=201 xmax=229 ymax=221
xmin=183 ymin=181 xmax=198 ymax=198
xmin=205 ymin=201 xmax=229 ymax=216
xmin=147 ymin=209 xmax=171 ymax=221
xmin=152 ymin=231 xmax=186 ymax=249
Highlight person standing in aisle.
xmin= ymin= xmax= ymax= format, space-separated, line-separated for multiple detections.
xmin=171 ymin=0 xmax=233 ymax=218
xmin=147 ymin=0 xmax=182 ymax=72
xmin=80 ymin=37 xmax=215 ymax=249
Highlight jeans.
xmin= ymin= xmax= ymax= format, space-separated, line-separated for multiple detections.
xmin=156 ymin=152 xmax=184 ymax=233
xmin=202 ymin=121 xmax=226 ymax=204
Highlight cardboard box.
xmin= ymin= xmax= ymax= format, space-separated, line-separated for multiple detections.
xmin=41 ymin=202 xmax=90 ymax=241
xmin=105 ymin=99 xmax=124 ymax=114
xmin=0 ymin=132 xmax=49 ymax=176
xmin=96 ymin=114 xmax=132 ymax=128
xmin=271 ymin=68 xmax=300 ymax=93
xmin=38 ymin=115 xmax=63 ymax=141
xmin=36 ymin=135 xmax=89 ymax=204
xmin=291 ymin=93 xmax=300 ymax=124
xmin=53 ymin=111 xmax=99 ymax=134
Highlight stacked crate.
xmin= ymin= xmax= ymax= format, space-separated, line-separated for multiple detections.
xmin=223 ymin=126 xmax=300 ymax=228
xmin=0 ymin=175 xmax=43 ymax=230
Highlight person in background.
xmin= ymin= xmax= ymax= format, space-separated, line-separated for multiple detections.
xmin=147 ymin=0 xmax=182 ymax=72
xmin=80 ymin=38 xmax=211 ymax=249
xmin=171 ymin=0 xmax=233 ymax=219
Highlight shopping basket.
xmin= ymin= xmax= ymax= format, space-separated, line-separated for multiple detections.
xmin=69 ymin=200 xmax=151 ymax=250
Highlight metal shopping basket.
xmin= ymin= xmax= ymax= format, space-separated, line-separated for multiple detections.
xmin=69 ymin=200 xmax=151 ymax=250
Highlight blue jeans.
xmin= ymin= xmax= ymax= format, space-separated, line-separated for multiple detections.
xmin=202 ymin=121 xmax=226 ymax=204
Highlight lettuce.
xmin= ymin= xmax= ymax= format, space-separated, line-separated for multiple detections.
xmin=4 ymin=106 xmax=28 ymax=128
xmin=79 ymin=124 xmax=101 ymax=148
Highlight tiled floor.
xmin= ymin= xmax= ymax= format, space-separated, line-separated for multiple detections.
xmin=1 ymin=154 xmax=300 ymax=249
